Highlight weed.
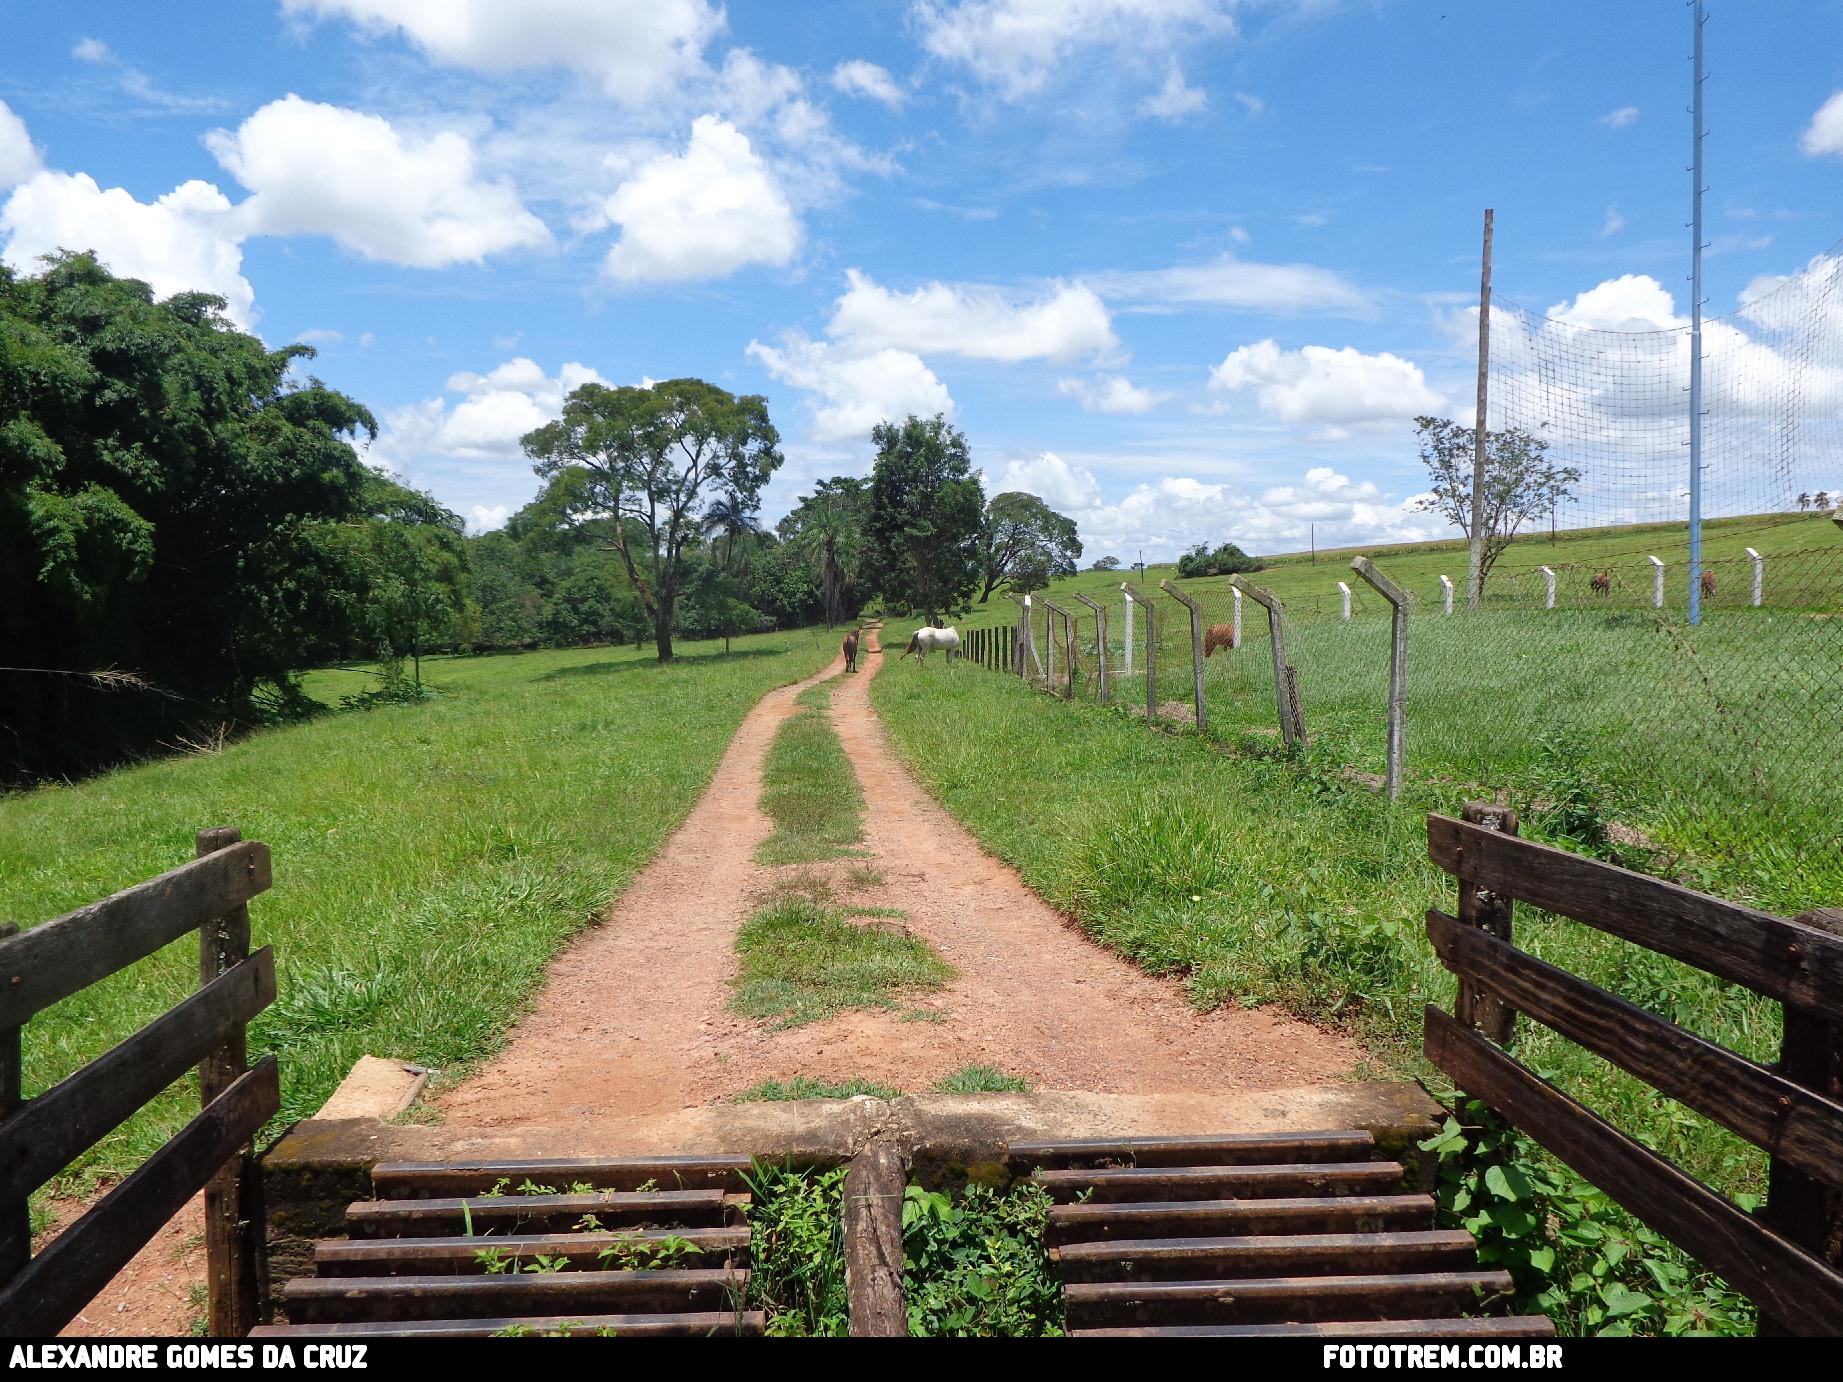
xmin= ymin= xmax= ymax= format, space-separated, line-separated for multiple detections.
xmin=903 ymin=1182 xmax=1062 ymax=1336
xmin=729 ymin=1076 xmax=902 ymax=1102
xmin=757 ymin=687 xmax=866 ymax=865
xmin=930 ymin=1065 xmax=1030 ymax=1094
xmin=741 ymin=1161 xmax=849 ymax=1337
xmin=731 ymin=895 xmax=954 ymax=1028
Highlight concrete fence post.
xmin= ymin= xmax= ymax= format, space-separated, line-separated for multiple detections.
xmin=1648 ymin=554 xmax=1665 ymax=608
xmin=1121 ymin=585 xmax=1135 ymax=677
xmin=1232 ymin=586 xmax=1243 ymax=646
xmin=1351 ymin=558 xmax=1409 ymax=800
xmin=1230 ymin=575 xmax=1304 ymax=747
xmin=1439 ymin=574 xmax=1454 ymax=615
xmin=1338 ymin=581 xmax=1352 ymax=621
xmin=1746 ymin=547 xmax=1764 ymax=606
xmin=1539 ymin=566 xmax=1556 ymax=609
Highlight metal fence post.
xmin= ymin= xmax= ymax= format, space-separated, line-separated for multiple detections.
xmin=1351 ymin=558 xmax=1409 ymax=800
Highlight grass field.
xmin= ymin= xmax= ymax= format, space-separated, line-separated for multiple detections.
xmin=3 ymin=629 xmax=834 ymax=1191
xmin=757 ymin=681 xmax=867 ymax=865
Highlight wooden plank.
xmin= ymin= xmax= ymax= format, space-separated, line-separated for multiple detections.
xmin=1451 ymin=804 xmax=1518 ymax=1042
xmin=1033 ymin=1162 xmax=1404 ymax=1204
xmin=1047 ymin=1195 xmax=1433 ymax=1248
xmin=1074 ymin=1316 xmax=1556 ymax=1339
xmin=1063 ymin=1270 xmax=1512 ymax=1328
xmin=1425 ymin=1004 xmax=1843 ymax=1335
xmin=345 ymin=1189 xmax=741 ymax=1238
xmin=1428 ymin=815 xmax=1843 ymax=1022
xmin=1053 ymin=1230 xmax=1480 ymax=1284
xmin=281 ymin=1268 xmax=748 ymax=1324
xmin=251 ymin=1311 xmax=766 ymax=1338
xmin=314 ymin=1228 xmax=750 ymax=1277
xmin=0 ymin=949 xmax=275 ymax=1205
xmin=0 ymin=1057 xmax=279 ymax=1338
xmin=371 ymin=1155 xmax=754 ymax=1198
xmin=1428 ymin=909 xmax=1843 ymax=1188
xmin=0 ymin=924 xmax=24 ymax=1288
xmin=0 ymin=842 xmax=271 ymax=1030
xmin=843 ymin=1141 xmax=905 ymax=1337
xmin=1011 ymin=1130 xmax=1374 ymax=1169
xmin=1760 ymin=908 xmax=1843 ymax=1333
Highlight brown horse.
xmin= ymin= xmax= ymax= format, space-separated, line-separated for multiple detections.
xmin=1203 ymin=623 xmax=1237 ymax=657
xmin=842 ymin=629 xmax=859 ymax=673
xmin=1700 ymin=569 xmax=1717 ymax=599
xmin=1590 ymin=571 xmax=1611 ymax=597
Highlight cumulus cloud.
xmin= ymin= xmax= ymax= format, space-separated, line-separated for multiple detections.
xmin=1545 ymin=274 xmax=1684 ymax=330
xmin=1090 ymin=251 xmax=1372 ymax=316
xmin=0 ymin=100 xmax=40 ymax=188
xmin=992 ymin=451 xmax=1103 ymax=510
xmin=1140 ymin=62 xmax=1207 ymax=120
xmin=205 ymin=96 xmax=549 ymax=268
xmin=913 ymin=0 xmax=1236 ymax=100
xmin=1057 ymin=373 xmax=1166 ymax=414
xmin=0 ymin=173 xmax=254 ymax=326
xmin=828 ymin=269 xmax=1117 ymax=362
xmin=1209 ymin=339 xmax=1444 ymax=426
xmin=468 ymin=503 xmax=510 ymax=533
xmin=603 ymin=115 xmax=800 ymax=283
xmin=832 ymin=59 xmax=907 ymax=108
xmin=748 ymin=333 xmax=954 ymax=443
xmin=282 ymin=0 xmax=724 ymax=105
xmin=1802 ymin=91 xmax=1843 ymax=158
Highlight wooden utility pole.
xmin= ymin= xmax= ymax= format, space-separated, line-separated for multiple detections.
xmin=1468 ymin=208 xmax=1494 ymax=610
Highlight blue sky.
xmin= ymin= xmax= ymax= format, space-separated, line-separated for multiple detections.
xmin=5 ymin=1 xmax=1843 ymax=559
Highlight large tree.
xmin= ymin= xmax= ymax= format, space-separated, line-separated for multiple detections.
xmin=863 ymin=415 xmax=984 ymax=625
xmin=782 ymin=476 xmax=868 ymax=628
xmin=521 ymin=378 xmax=782 ymax=661
xmin=978 ymin=490 xmax=1081 ymax=601
xmin=1411 ymin=416 xmax=1580 ymax=596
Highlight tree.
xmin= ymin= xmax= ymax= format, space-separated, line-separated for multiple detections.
xmin=863 ymin=415 xmax=984 ymax=625
xmin=1818 ymin=491 xmax=1833 ymax=512
xmin=782 ymin=477 xmax=868 ymax=629
xmin=1411 ymin=416 xmax=1580 ymax=596
xmin=521 ymin=378 xmax=782 ymax=661
xmin=1799 ymin=492 xmax=1812 ymax=512
xmin=977 ymin=491 xmax=1081 ymax=601
xmin=1090 ymin=555 xmax=1121 ymax=572
xmin=1176 ymin=540 xmax=1262 ymax=578
xmin=345 ymin=475 xmax=472 ymax=687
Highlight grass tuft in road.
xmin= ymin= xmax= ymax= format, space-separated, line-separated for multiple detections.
xmin=731 ymin=895 xmax=954 ymax=1028
xmin=756 ymin=679 xmax=866 ymax=865
xmin=729 ymin=1076 xmax=903 ymax=1102
xmin=930 ymin=1064 xmax=1031 ymax=1094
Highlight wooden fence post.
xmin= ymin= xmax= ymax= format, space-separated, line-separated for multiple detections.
xmin=1121 ymin=582 xmax=1157 ymax=724
xmin=1230 ymin=575 xmax=1305 ymax=748
xmin=0 ymin=924 xmax=24 ymax=1292
xmin=1351 ymin=557 xmax=1409 ymax=800
xmin=1759 ymin=906 xmax=1843 ymax=1335
xmin=1072 ymin=594 xmax=1109 ymax=704
xmin=195 ymin=827 xmax=265 ymax=1337
xmin=1158 ymin=580 xmax=1207 ymax=734
xmin=1452 ymin=802 xmax=1519 ymax=1046
xmin=843 ymin=1140 xmax=908 ymax=1336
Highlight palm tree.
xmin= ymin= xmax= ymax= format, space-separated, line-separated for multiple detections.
xmin=1799 ymin=492 xmax=1812 ymax=511
xmin=789 ymin=494 xmax=862 ymax=629
xmin=701 ymin=492 xmax=760 ymax=574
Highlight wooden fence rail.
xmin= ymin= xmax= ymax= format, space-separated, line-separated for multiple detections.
xmin=0 ymin=828 xmax=279 ymax=1338
xmin=1423 ymin=803 xmax=1843 ymax=1336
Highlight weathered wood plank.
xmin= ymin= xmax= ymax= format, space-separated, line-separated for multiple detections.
xmin=1053 ymin=1230 xmax=1480 ymax=1284
xmin=1046 ymin=1194 xmax=1433 ymax=1247
xmin=251 ymin=1311 xmax=766 ymax=1338
xmin=0 ymin=949 xmax=274 ymax=1205
xmin=0 ymin=842 xmax=271 ymax=1030
xmin=1425 ymin=1005 xmax=1843 ymax=1335
xmin=1063 ymin=1269 xmax=1513 ymax=1328
xmin=0 ymin=1057 xmax=279 ymax=1339
xmin=282 ymin=1268 xmax=748 ymax=1324
xmin=345 ymin=1189 xmax=741 ymax=1238
xmin=314 ymin=1228 xmax=750 ymax=1277
xmin=1033 ymin=1162 xmax=1404 ymax=1204
xmin=1451 ymin=804 xmax=1518 ymax=1042
xmin=843 ymin=1141 xmax=906 ymax=1337
xmin=1428 ymin=816 xmax=1843 ymax=1021
xmin=0 ymin=924 xmax=24 ymax=1287
xmin=371 ymin=1155 xmax=754 ymax=1199
xmin=1428 ymin=909 xmax=1843 ymax=1188
xmin=1074 ymin=1315 xmax=1556 ymax=1338
xmin=1011 ymin=1130 xmax=1374 ymax=1170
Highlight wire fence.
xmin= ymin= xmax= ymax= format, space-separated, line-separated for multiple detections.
xmin=970 ymin=544 xmax=1843 ymax=866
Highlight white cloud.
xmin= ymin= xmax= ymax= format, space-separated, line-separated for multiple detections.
xmin=748 ymin=333 xmax=954 ymax=443
xmin=832 ymin=59 xmax=907 ymax=108
xmin=1601 ymin=105 xmax=1639 ymax=129
xmin=992 ymin=451 xmax=1103 ymax=510
xmin=1545 ymin=274 xmax=1684 ymax=330
xmin=828 ymin=268 xmax=1117 ymax=362
xmin=1601 ymin=205 xmax=1626 ymax=238
xmin=913 ymin=0 xmax=1237 ymax=100
xmin=282 ymin=0 xmax=725 ymax=105
xmin=603 ymin=115 xmax=800 ymax=283
xmin=1802 ymin=91 xmax=1843 ymax=158
xmin=0 ymin=172 xmax=254 ymax=326
xmin=205 ymin=95 xmax=549 ymax=268
xmin=1209 ymin=339 xmax=1444 ymax=426
xmin=1140 ymin=62 xmax=1207 ymax=120
xmin=1090 ymin=250 xmax=1371 ymax=316
xmin=1057 ymin=373 xmax=1167 ymax=414
xmin=468 ymin=504 xmax=510 ymax=533
xmin=1234 ymin=91 xmax=1264 ymax=116
xmin=0 ymin=100 xmax=40 ymax=188
xmin=295 ymin=328 xmax=345 ymax=345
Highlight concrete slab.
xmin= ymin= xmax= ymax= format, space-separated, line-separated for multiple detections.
xmin=312 ymin=1056 xmax=429 ymax=1121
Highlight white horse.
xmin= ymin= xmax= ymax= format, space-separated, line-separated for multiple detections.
xmin=900 ymin=626 xmax=961 ymax=666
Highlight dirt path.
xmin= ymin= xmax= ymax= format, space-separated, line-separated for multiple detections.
xmin=441 ymin=628 xmax=1355 ymax=1129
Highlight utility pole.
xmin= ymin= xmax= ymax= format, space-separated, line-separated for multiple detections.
xmin=1468 ymin=208 xmax=1494 ymax=610
xmin=1310 ymin=523 xmax=1317 ymax=563
xmin=1687 ymin=0 xmax=1707 ymax=625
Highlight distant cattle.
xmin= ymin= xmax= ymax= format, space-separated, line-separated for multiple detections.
xmin=1700 ymin=569 xmax=1717 ymax=599
xmin=1591 ymin=571 xmax=1611 ymax=597
xmin=842 ymin=629 xmax=859 ymax=673
xmin=1203 ymin=623 xmax=1237 ymax=657
xmin=901 ymin=626 xmax=961 ymax=665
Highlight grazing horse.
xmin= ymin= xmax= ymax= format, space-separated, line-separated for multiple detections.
xmin=1590 ymin=571 xmax=1611 ymax=598
xmin=842 ymin=629 xmax=859 ymax=673
xmin=1203 ymin=623 xmax=1237 ymax=657
xmin=1700 ymin=569 xmax=1717 ymax=599
xmin=900 ymin=626 xmax=961 ymax=666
